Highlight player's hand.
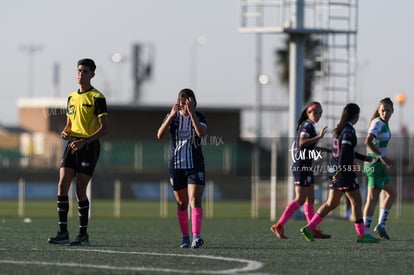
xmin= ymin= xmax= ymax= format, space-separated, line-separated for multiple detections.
xmin=379 ymin=156 xmax=392 ymax=169
xmin=186 ymin=97 xmax=196 ymax=113
xmin=68 ymin=139 xmax=87 ymax=152
xmin=169 ymin=104 xmax=180 ymax=116
xmin=332 ymin=171 xmax=341 ymax=182
xmin=319 ymin=126 xmax=327 ymax=139
xmin=61 ymin=131 xmax=69 ymax=140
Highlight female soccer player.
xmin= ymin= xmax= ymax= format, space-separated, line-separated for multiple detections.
xmin=363 ymin=97 xmax=396 ymax=240
xmin=300 ymin=103 xmax=379 ymax=243
xmin=157 ymin=88 xmax=207 ymax=248
xmin=270 ymin=101 xmax=330 ymax=239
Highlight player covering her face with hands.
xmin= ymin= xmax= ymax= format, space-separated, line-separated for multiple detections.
xmin=157 ymin=88 xmax=207 ymax=249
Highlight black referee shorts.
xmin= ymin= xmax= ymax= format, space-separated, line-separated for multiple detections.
xmin=60 ymin=138 xmax=100 ymax=176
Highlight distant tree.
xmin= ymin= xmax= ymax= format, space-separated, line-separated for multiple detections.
xmin=275 ymin=34 xmax=322 ymax=103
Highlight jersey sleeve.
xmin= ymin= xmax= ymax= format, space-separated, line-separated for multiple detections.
xmin=367 ymin=118 xmax=381 ymax=138
xmin=197 ymin=112 xmax=207 ymax=128
xmin=301 ymin=120 xmax=316 ymax=138
xmin=94 ymin=97 xmax=108 ymax=117
xmin=66 ymin=96 xmax=71 ymax=116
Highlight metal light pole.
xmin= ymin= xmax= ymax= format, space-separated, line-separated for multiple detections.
xmin=395 ymin=92 xmax=406 ymax=218
xmin=19 ymin=44 xmax=44 ymax=97
xmin=287 ymin=0 xmax=305 ymax=202
xmin=111 ymin=52 xmax=127 ymax=100
xmin=189 ymin=36 xmax=207 ymax=91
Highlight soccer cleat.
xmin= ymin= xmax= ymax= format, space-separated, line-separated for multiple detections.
xmin=365 ymin=233 xmax=380 ymax=242
xmin=270 ymin=223 xmax=287 ymax=239
xmin=312 ymin=228 xmax=331 ymax=239
xmin=300 ymin=226 xmax=314 ymax=242
xmin=180 ymin=236 xmax=190 ymax=248
xmin=191 ymin=237 xmax=204 ymax=249
xmin=374 ymin=224 xmax=390 ymax=240
xmin=70 ymin=233 xmax=90 ymax=246
xmin=357 ymin=234 xmax=380 ymax=243
xmin=48 ymin=231 xmax=70 ymax=244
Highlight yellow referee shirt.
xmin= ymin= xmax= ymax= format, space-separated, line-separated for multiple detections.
xmin=67 ymin=88 xmax=108 ymax=138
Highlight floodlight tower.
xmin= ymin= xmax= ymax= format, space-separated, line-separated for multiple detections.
xmin=239 ymin=0 xmax=358 ymax=217
xmin=19 ymin=44 xmax=44 ymax=97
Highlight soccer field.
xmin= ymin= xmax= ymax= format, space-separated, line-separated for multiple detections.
xmin=1 ymin=201 xmax=414 ymax=274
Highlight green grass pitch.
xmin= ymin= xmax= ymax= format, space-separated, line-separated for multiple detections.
xmin=1 ymin=200 xmax=414 ymax=274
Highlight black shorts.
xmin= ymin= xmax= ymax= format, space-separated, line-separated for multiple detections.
xmin=293 ymin=172 xmax=314 ymax=187
xmin=60 ymin=138 xmax=100 ymax=176
xmin=169 ymin=168 xmax=205 ymax=191
xmin=328 ymin=173 xmax=359 ymax=192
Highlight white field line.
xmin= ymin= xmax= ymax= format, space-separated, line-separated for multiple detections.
xmin=0 ymin=249 xmax=265 ymax=274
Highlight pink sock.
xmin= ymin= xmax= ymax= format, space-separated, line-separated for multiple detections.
xmin=303 ymin=203 xmax=315 ymax=224
xmin=177 ymin=209 xmax=189 ymax=237
xmin=354 ymin=222 xmax=365 ymax=238
xmin=308 ymin=213 xmax=324 ymax=230
xmin=192 ymin=208 xmax=203 ymax=238
xmin=278 ymin=200 xmax=301 ymax=226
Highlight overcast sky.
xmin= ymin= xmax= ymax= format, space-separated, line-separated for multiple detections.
xmin=1 ymin=0 xmax=412 ymax=136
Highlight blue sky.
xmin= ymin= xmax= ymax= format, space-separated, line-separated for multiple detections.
xmin=1 ymin=0 xmax=412 ymax=136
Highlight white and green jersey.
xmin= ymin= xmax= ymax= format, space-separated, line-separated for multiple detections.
xmin=366 ymin=117 xmax=391 ymax=157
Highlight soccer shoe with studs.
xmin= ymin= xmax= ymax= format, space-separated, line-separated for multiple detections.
xmin=270 ymin=223 xmax=287 ymax=239
xmin=357 ymin=234 xmax=380 ymax=243
xmin=180 ymin=236 xmax=190 ymax=248
xmin=70 ymin=233 xmax=90 ymax=246
xmin=48 ymin=231 xmax=69 ymax=245
xmin=312 ymin=228 xmax=331 ymax=239
xmin=300 ymin=226 xmax=314 ymax=242
xmin=374 ymin=224 xmax=390 ymax=240
xmin=191 ymin=237 xmax=204 ymax=249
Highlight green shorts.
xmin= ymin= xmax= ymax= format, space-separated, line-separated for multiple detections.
xmin=364 ymin=160 xmax=391 ymax=189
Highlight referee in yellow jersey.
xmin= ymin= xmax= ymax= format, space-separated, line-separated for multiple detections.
xmin=48 ymin=58 xmax=108 ymax=246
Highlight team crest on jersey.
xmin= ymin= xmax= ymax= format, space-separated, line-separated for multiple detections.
xmin=68 ymin=105 xmax=75 ymax=115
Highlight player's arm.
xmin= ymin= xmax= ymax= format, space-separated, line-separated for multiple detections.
xmin=186 ymin=97 xmax=206 ymax=137
xmin=299 ymin=126 xmax=327 ymax=148
xmin=355 ymin=151 xmax=373 ymax=162
xmin=364 ymin=133 xmax=381 ymax=157
xmin=88 ymin=115 xmax=108 ymax=142
xmin=69 ymin=115 xmax=108 ymax=151
xmin=189 ymin=112 xmax=206 ymax=138
xmin=315 ymin=146 xmax=331 ymax=153
xmin=88 ymin=97 xmax=109 ymax=142
xmin=61 ymin=116 xmax=71 ymax=140
xmin=365 ymin=133 xmax=391 ymax=168
xmin=157 ymin=104 xmax=180 ymax=139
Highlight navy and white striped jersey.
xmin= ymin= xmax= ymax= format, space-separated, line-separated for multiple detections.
xmin=329 ymin=122 xmax=357 ymax=177
xmin=167 ymin=111 xmax=207 ymax=170
xmin=292 ymin=119 xmax=318 ymax=171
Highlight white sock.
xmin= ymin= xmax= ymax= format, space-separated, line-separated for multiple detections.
xmin=379 ymin=208 xmax=390 ymax=226
xmin=363 ymin=216 xmax=373 ymax=234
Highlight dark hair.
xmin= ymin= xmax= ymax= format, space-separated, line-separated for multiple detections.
xmin=370 ymin=97 xmax=394 ymax=122
xmin=296 ymin=101 xmax=322 ymax=131
xmin=77 ymin=58 xmax=96 ymax=72
xmin=177 ymin=88 xmax=197 ymax=107
xmin=333 ymin=103 xmax=360 ymax=138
